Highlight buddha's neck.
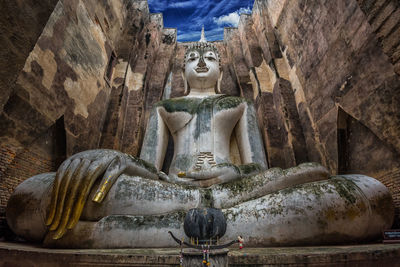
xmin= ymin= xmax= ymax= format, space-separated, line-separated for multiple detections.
xmin=187 ymin=87 xmax=216 ymax=98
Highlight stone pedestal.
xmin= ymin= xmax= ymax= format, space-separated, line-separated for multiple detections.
xmin=182 ymin=248 xmax=229 ymax=267
xmin=2 ymin=242 xmax=400 ymax=266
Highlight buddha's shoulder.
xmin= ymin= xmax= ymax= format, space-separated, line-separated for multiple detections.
xmin=154 ymin=95 xmax=250 ymax=113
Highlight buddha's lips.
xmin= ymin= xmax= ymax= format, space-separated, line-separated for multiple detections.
xmin=195 ymin=67 xmax=209 ymax=73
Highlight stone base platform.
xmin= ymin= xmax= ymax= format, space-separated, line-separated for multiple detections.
xmin=1 ymin=241 xmax=400 ymax=266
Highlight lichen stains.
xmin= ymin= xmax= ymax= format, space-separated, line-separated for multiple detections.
xmin=200 ymin=188 xmax=214 ymax=208
xmin=99 ymin=212 xmax=185 ymax=231
xmin=157 ymin=97 xmax=202 ymax=114
xmin=173 ymin=154 xmax=195 ymax=172
xmin=267 ymin=205 xmax=284 ymax=216
xmin=239 ymin=163 xmax=262 ymax=176
xmin=114 ymin=175 xmax=197 ymax=204
xmin=215 ymin=96 xmax=244 ymax=111
xmin=157 ymin=95 xmax=246 ymax=115
xmin=330 ymin=176 xmax=358 ymax=204
xmin=127 ymin=154 xmax=158 ymax=173
xmin=218 ymin=173 xmax=263 ymax=195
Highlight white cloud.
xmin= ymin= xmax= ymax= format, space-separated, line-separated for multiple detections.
xmin=213 ymin=12 xmax=240 ymax=26
xmin=212 ymin=7 xmax=252 ymax=27
xmin=169 ymin=0 xmax=197 ymax=8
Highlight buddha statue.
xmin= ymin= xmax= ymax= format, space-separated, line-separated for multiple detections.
xmin=6 ymin=33 xmax=394 ymax=248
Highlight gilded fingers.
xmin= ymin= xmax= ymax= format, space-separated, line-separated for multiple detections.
xmin=45 ymin=151 xmax=150 ymax=240
xmin=49 ymin=158 xmax=81 ymax=231
xmin=92 ymin=155 xmax=127 ymax=203
xmin=46 ymin=159 xmax=71 ymax=226
xmin=48 ymin=158 xmax=110 ymax=239
xmin=52 ymin=159 xmax=90 ymax=239
xmin=66 ymin=161 xmax=108 ymax=230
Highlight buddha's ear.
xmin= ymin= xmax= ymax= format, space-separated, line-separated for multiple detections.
xmin=182 ymin=71 xmax=189 ymax=95
xmin=216 ymin=71 xmax=223 ymax=94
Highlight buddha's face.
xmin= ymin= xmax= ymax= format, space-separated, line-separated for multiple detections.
xmin=184 ymin=48 xmax=220 ymax=89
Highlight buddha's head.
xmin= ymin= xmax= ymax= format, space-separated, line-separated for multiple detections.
xmin=182 ymin=31 xmax=223 ymax=95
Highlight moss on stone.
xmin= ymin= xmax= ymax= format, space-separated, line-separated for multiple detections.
xmin=200 ymin=188 xmax=214 ymax=208
xmin=219 ymin=175 xmax=260 ymax=195
xmin=330 ymin=176 xmax=358 ymax=204
xmin=158 ymin=95 xmax=245 ymax=114
xmin=215 ymin=96 xmax=244 ymax=111
xmin=173 ymin=154 xmax=195 ymax=172
xmin=157 ymin=97 xmax=202 ymax=114
xmin=239 ymin=163 xmax=262 ymax=176
xmin=100 ymin=212 xmax=185 ymax=231
xmin=127 ymin=155 xmax=158 ymax=173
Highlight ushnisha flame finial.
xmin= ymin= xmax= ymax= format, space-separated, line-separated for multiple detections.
xmin=199 ymin=26 xmax=207 ymax=42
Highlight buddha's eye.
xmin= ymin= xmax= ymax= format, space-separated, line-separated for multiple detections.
xmin=204 ymin=52 xmax=216 ymax=61
xmin=188 ymin=52 xmax=198 ymax=62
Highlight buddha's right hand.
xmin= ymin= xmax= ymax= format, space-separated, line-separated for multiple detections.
xmin=45 ymin=149 xmax=158 ymax=240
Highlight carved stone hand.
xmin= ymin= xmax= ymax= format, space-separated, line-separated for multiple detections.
xmin=45 ymin=149 xmax=158 ymax=239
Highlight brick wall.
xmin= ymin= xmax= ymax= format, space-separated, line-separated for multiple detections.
xmin=0 ymin=122 xmax=63 ymax=238
xmin=378 ymin=169 xmax=400 ymax=228
xmin=0 ymin=144 xmax=56 ymax=211
xmin=0 ymin=146 xmax=56 ymax=238
xmin=0 ymin=144 xmax=18 ymax=217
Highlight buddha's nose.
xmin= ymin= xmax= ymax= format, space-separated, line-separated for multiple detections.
xmin=197 ymin=56 xmax=206 ymax=68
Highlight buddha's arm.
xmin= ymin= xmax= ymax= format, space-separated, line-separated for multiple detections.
xmin=234 ymin=101 xmax=268 ymax=172
xmin=45 ymin=109 xmax=168 ymax=240
xmin=139 ymin=106 xmax=169 ymax=171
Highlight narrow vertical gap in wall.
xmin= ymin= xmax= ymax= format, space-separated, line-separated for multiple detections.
xmin=161 ymin=134 xmax=174 ymax=174
xmin=53 ymin=116 xmax=67 ymax=169
xmin=337 ymin=107 xmax=349 ymax=174
xmin=104 ymin=51 xmax=117 ymax=86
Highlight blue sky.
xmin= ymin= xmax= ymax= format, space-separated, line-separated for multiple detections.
xmin=147 ymin=0 xmax=254 ymax=42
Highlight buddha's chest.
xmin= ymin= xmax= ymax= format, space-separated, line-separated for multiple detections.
xmin=159 ymin=99 xmax=244 ymax=138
